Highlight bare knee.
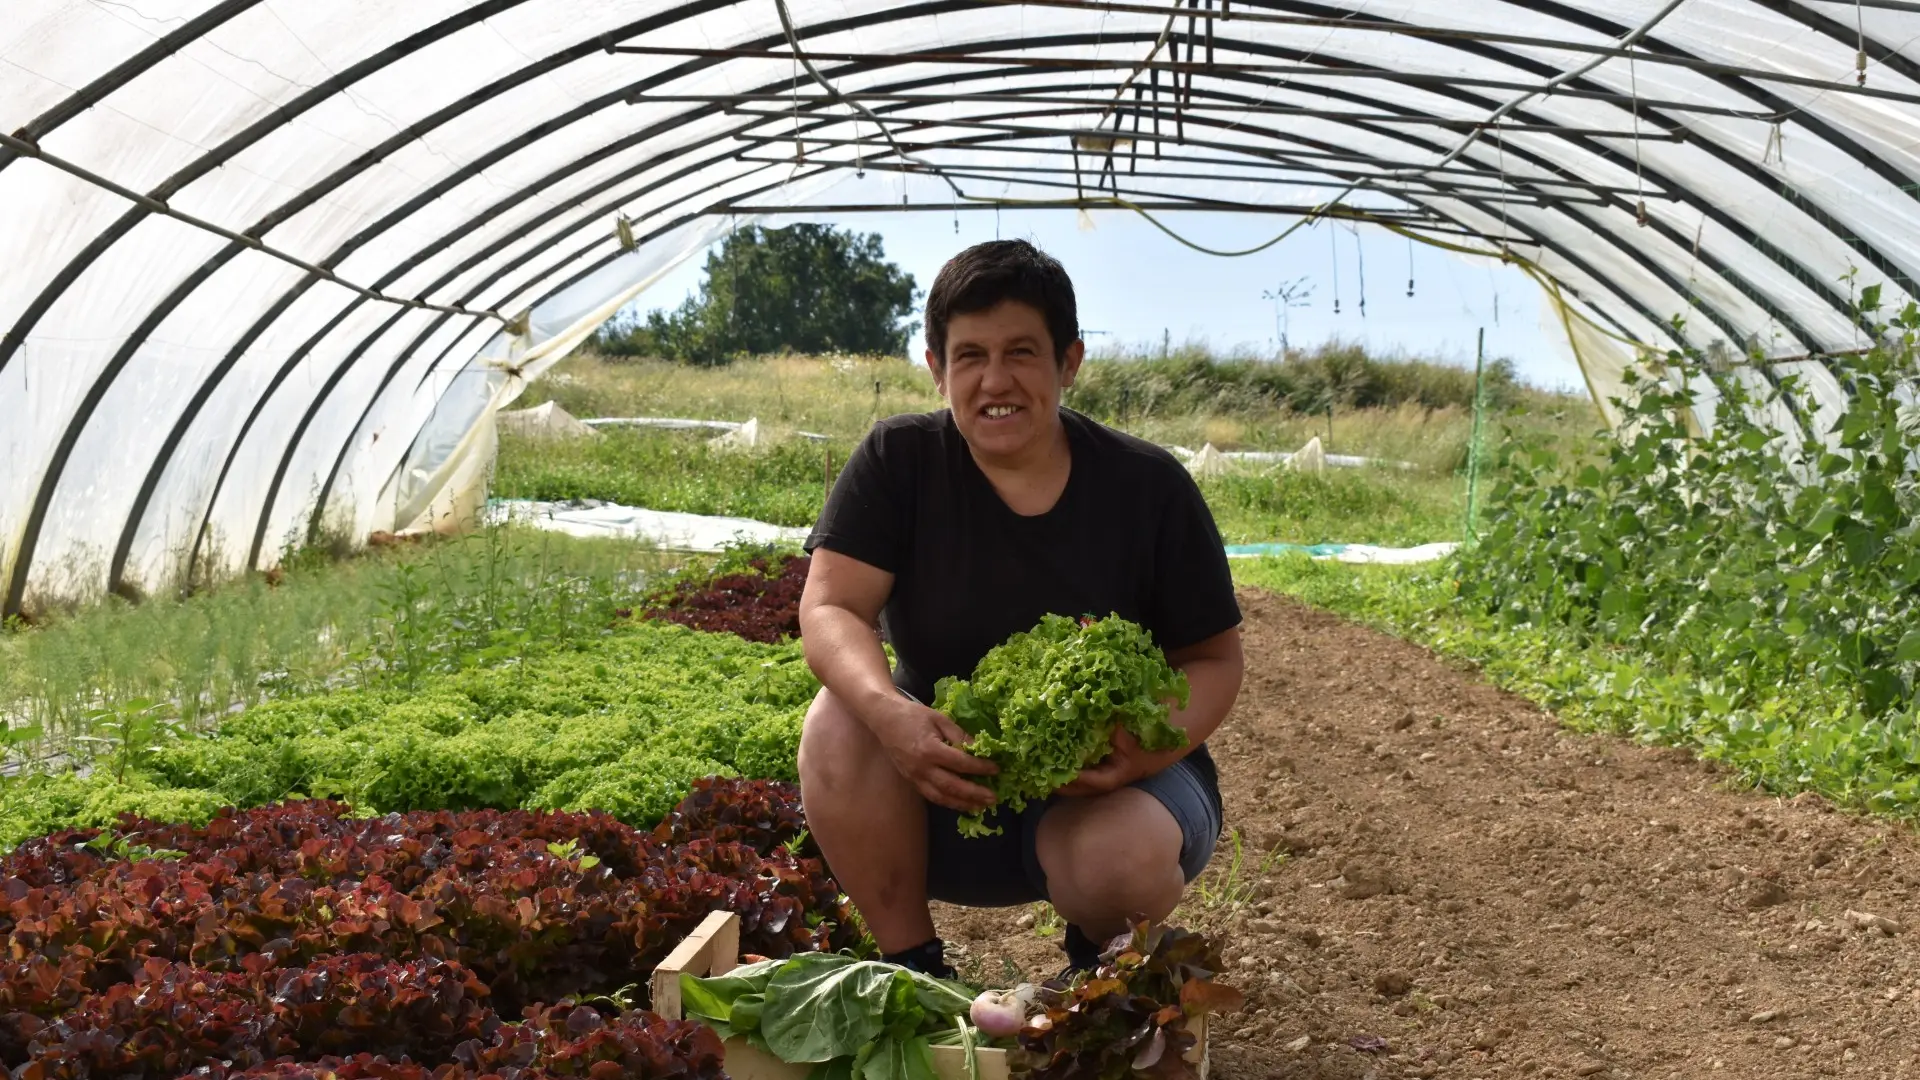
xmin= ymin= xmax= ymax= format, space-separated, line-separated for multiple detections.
xmin=1036 ymin=791 xmax=1186 ymax=929
xmin=798 ymin=688 xmax=886 ymax=793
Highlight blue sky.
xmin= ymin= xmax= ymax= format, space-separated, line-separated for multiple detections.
xmin=628 ymin=206 xmax=1587 ymax=393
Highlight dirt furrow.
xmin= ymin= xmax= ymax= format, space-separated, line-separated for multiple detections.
xmin=937 ymin=590 xmax=1920 ymax=1079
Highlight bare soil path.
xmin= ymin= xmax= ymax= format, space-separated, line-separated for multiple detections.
xmin=936 ymin=591 xmax=1920 ymax=1079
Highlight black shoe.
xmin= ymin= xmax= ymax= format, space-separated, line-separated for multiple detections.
xmin=1058 ymin=923 xmax=1104 ymax=980
xmin=883 ymin=938 xmax=958 ymax=981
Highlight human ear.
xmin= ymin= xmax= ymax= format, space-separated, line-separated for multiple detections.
xmin=1058 ymin=338 xmax=1086 ymax=388
xmin=925 ymin=348 xmax=948 ymax=397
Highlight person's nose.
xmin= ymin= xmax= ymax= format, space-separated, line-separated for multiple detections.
xmin=980 ymin=351 xmax=1015 ymax=394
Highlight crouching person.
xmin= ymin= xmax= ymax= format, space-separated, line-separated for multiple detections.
xmin=796 ymin=240 xmax=1245 ymax=979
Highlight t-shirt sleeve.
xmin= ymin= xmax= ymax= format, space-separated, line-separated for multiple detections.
xmin=1148 ymin=464 xmax=1242 ymax=652
xmin=805 ymin=422 xmax=910 ymax=574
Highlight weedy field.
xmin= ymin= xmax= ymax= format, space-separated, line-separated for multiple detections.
xmin=501 ymin=347 xmax=1595 ymax=547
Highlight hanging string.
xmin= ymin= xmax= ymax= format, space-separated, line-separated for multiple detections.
xmin=1856 ymin=0 xmax=1869 ymax=86
xmin=791 ymin=54 xmax=803 ymax=163
xmin=1495 ymin=132 xmax=1513 ymax=263
xmin=1629 ymin=44 xmax=1648 ymax=227
xmin=1329 ymin=221 xmax=1342 ymax=315
xmin=1406 ymin=235 xmax=1416 ymax=298
xmin=1353 ymin=224 xmax=1368 ymax=319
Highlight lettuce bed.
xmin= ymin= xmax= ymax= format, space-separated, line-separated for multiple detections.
xmin=0 ymin=779 xmax=844 ymax=1075
xmin=0 ymin=620 xmax=818 ymax=849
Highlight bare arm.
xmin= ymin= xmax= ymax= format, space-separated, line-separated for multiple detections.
xmin=1163 ymin=626 xmax=1246 ymax=749
xmin=798 ymin=549 xmax=998 ymax=811
xmin=1058 ymin=625 xmax=1244 ymax=796
xmin=797 ymin=548 xmax=904 ymax=718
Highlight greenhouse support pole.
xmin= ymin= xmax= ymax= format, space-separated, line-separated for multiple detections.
xmin=1465 ymin=327 xmax=1487 ymax=541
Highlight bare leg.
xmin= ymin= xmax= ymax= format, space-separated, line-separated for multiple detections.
xmin=797 ymin=687 xmax=935 ymax=953
xmin=1034 ymin=788 xmax=1186 ymax=941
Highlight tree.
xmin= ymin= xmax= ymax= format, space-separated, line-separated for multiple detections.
xmin=594 ymin=224 xmax=920 ymax=365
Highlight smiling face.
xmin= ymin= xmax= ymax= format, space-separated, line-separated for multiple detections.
xmin=929 ymin=299 xmax=1085 ymax=466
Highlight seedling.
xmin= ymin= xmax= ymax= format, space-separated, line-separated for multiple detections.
xmin=545 ymin=838 xmax=602 ymax=870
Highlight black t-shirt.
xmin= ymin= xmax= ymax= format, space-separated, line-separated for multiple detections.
xmin=805 ymin=407 xmax=1242 ymax=780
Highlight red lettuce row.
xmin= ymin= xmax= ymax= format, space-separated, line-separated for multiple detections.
xmin=640 ymin=555 xmax=808 ymax=644
xmin=650 ymin=777 xmax=812 ymax=857
xmin=0 ymin=781 xmax=840 ymax=1072
xmin=23 ymin=995 xmax=723 ymax=1080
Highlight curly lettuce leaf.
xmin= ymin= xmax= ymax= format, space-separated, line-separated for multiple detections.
xmin=931 ymin=614 xmax=1190 ymax=837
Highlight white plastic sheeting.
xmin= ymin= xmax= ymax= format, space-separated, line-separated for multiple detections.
xmin=4 ymin=1 xmax=1918 ymax=614
xmin=489 ymin=499 xmax=811 ymax=551
xmin=1224 ymin=541 xmax=1461 ymax=564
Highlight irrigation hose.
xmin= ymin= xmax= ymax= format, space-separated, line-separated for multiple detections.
xmin=959 ymin=180 xmax=1364 ymax=258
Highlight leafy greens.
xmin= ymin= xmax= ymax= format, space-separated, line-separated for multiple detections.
xmin=1015 ymin=919 xmax=1246 ymax=1080
xmin=933 ymin=614 xmax=1190 ymax=837
xmin=680 ymin=953 xmax=977 ymax=1080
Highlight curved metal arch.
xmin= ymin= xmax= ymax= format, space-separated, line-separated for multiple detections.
xmin=289 ymin=162 xmax=841 ymax=566
xmin=693 ymin=53 xmax=1830 ymax=349
xmin=278 ymin=66 xmax=1735 ymax=568
xmin=370 ymin=52 xmax=1697 ymax=353
xmin=7 ymin=0 xmax=1886 ymax=394
xmin=7 ymin=0 xmax=1912 ymax=611
xmin=1727 ymin=0 xmax=1920 ymax=88
xmin=0 ymin=0 xmax=547 ymax=376
xmin=813 ymin=89 xmax=1841 ymax=347
xmin=1154 ymin=78 xmax=1868 ymax=327
xmin=0 ymin=0 xmax=265 ymax=177
xmin=413 ymin=42 xmax=1756 ymax=365
xmin=358 ymin=19 xmax=1834 ymax=372
xmin=0 ymin=1 xmax=1862 ymax=403
xmin=503 ymin=109 xmax=1679 ymax=354
xmin=1222 ymin=3 xmax=1920 ymax=301
xmin=1521 ymin=0 xmax=1920 ymax=209
xmin=118 ymin=123 xmax=787 ymax=591
xmin=16 ymin=0 xmax=780 ymax=607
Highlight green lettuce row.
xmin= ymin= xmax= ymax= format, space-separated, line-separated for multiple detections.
xmin=0 ymin=622 xmax=818 ymax=849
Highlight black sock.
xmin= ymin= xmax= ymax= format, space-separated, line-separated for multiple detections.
xmin=1062 ymin=924 xmax=1104 ymax=973
xmin=883 ymin=938 xmax=956 ymax=979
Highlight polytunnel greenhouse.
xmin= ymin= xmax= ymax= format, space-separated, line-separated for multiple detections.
xmin=4 ymin=0 xmax=1918 ymax=617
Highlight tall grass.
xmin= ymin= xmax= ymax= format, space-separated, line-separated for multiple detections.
xmin=515 ymin=346 xmax=1594 ymax=460
xmin=1202 ymin=467 xmax=1462 ymax=546
xmin=0 ymin=528 xmax=672 ymax=771
xmin=503 ymin=346 xmax=1592 ymax=545
xmin=518 ymin=353 xmax=937 ymax=439
xmin=494 ymin=429 xmax=836 ymax=528
xmin=496 ymin=425 xmax=1463 ymax=546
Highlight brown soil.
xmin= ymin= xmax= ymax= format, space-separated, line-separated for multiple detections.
xmin=934 ymin=590 xmax=1920 ymax=1079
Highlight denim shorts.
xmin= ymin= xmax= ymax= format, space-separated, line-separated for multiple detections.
xmin=923 ymin=751 xmax=1224 ymax=908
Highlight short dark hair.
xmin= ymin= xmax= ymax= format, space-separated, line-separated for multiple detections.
xmin=924 ymin=240 xmax=1079 ymax=367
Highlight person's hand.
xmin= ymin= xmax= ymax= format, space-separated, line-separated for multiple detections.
xmin=1057 ymin=728 xmax=1178 ymax=798
xmin=869 ymin=698 xmax=999 ymax=813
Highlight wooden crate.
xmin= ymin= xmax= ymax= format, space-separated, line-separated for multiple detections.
xmin=650 ymin=911 xmax=1208 ymax=1080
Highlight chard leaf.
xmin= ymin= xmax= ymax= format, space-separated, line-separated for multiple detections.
xmin=750 ymin=954 xmax=975 ymax=1067
xmin=760 ymin=955 xmax=898 ymax=1062
xmin=680 ymin=957 xmax=784 ymax=1026
xmin=809 ymin=1060 xmax=856 ymax=1080
xmin=855 ymin=1034 xmax=938 ymax=1080
xmin=731 ymin=992 xmax=766 ymax=1032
